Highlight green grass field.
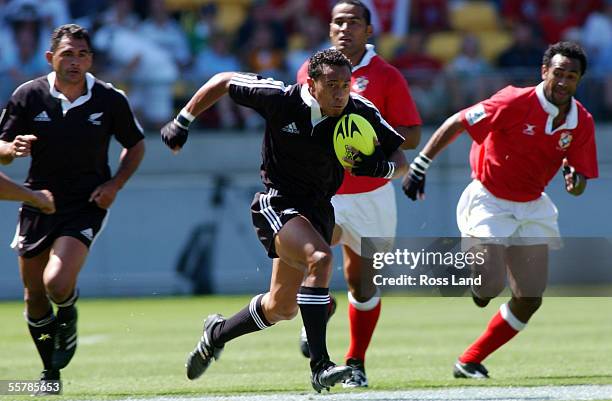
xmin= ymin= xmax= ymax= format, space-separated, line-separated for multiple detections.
xmin=1 ymin=295 xmax=611 ymax=399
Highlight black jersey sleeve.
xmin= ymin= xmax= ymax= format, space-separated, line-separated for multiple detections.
xmin=352 ymin=93 xmax=405 ymax=157
xmin=0 ymin=84 xmax=29 ymax=142
xmin=109 ymin=88 xmax=145 ymax=148
xmin=228 ymin=73 xmax=289 ymax=119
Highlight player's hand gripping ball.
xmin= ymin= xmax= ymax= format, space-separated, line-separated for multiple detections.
xmin=333 ymin=113 xmax=377 ymax=168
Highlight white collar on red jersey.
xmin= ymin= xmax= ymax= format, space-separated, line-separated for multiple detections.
xmin=352 ymin=44 xmax=377 ymax=73
xmin=535 ymin=81 xmax=578 ymax=134
xmin=300 ymin=83 xmax=328 ymax=127
xmin=47 ymin=72 xmax=95 ymax=116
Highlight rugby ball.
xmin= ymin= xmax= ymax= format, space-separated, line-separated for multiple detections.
xmin=333 ymin=113 xmax=377 ymax=168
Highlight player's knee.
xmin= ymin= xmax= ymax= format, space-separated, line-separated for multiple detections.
xmin=305 ymin=249 xmax=333 ymax=284
xmin=45 ymin=278 xmax=73 ymax=305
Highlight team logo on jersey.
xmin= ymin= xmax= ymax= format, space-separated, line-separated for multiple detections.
xmin=352 ymin=76 xmax=369 ymax=92
xmin=281 ymin=122 xmax=299 ymax=134
xmin=557 ymin=131 xmax=573 ymax=150
xmin=34 ymin=111 xmax=51 ymax=122
xmin=522 ymin=123 xmax=536 ymax=135
xmin=88 ymin=112 xmax=103 ymax=126
xmin=282 ymin=208 xmax=299 ymax=216
xmin=80 ymin=228 xmax=94 ymax=241
xmin=465 ymin=104 xmax=486 ymax=126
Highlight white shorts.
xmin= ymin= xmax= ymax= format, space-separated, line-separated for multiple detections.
xmin=456 ymin=180 xmax=561 ymax=248
xmin=332 ymin=181 xmax=397 ymax=256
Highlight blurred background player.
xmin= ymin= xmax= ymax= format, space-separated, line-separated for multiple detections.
xmin=296 ymin=0 xmax=422 ymax=388
xmin=0 ymin=171 xmax=55 ymax=213
xmin=160 ymin=48 xmax=407 ymax=392
xmin=403 ymin=41 xmax=598 ymax=378
xmin=0 ymin=24 xmax=145 ymax=391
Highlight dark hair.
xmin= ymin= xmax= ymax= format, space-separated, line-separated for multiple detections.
xmin=333 ymin=0 xmax=371 ymax=26
xmin=542 ymin=41 xmax=587 ymax=76
xmin=308 ymin=49 xmax=352 ymax=80
xmin=50 ymin=24 xmax=92 ymax=53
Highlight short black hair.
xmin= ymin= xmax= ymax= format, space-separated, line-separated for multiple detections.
xmin=50 ymin=24 xmax=92 ymax=53
xmin=308 ymin=49 xmax=352 ymax=80
xmin=333 ymin=0 xmax=371 ymax=26
xmin=542 ymin=41 xmax=587 ymax=76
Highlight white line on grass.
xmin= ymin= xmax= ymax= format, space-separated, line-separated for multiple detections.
xmin=121 ymin=385 xmax=612 ymax=401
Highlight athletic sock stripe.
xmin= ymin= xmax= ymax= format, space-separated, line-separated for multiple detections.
xmin=249 ymin=294 xmax=269 ymax=330
xmin=297 ymin=301 xmax=330 ymax=305
xmin=297 ymin=296 xmax=330 ymax=305
xmin=25 ymin=314 xmax=56 ymax=327
xmin=297 ymin=293 xmax=329 ymax=299
xmin=499 ymin=303 xmax=526 ymax=331
xmin=347 ymin=289 xmax=381 ymax=311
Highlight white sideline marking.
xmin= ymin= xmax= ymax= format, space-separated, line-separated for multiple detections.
xmin=113 ymin=385 xmax=612 ymax=401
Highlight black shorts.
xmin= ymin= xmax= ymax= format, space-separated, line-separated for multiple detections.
xmin=250 ymin=188 xmax=334 ymax=258
xmin=11 ymin=204 xmax=108 ymax=258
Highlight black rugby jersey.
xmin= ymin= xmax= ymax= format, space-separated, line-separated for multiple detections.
xmin=228 ymin=73 xmax=404 ymax=203
xmin=0 ymin=72 xmax=144 ymax=213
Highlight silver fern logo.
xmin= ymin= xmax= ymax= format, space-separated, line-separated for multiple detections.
xmin=88 ymin=112 xmax=103 ymax=126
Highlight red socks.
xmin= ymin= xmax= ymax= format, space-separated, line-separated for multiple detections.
xmin=460 ymin=303 xmax=526 ymax=364
xmin=345 ymin=292 xmax=381 ymax=362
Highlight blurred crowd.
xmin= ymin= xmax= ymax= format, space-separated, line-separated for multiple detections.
xmin=0 ymin=0 xmax=610 ymax=130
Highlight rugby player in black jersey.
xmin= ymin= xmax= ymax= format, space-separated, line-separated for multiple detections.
xmin=162 ymin=49 xmax=407 ymax=392
xmin=0 ymin=24 xmax=145 ymax=392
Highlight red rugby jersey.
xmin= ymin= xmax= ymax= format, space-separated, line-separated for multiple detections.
xmin=460 ymin=83 xmax=598 ymax=202
xmin=297 ymin=45 xmax=421 ymax=194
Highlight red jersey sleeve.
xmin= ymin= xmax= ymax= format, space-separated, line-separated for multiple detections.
xmin=296 ymin=60 xmax=309 ymax=85
xmin=566 ymin=111 xmax=598 ymax=179
xmin=383 ymin=66 xmax=422 ymax=127
xmin=459 ymin=86 xmax=518 ymax=144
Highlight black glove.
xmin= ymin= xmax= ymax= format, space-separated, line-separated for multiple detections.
xmin=351 ymin=146 xmax=396 ymax=178
xmin=561 ymin=158 xmax=583 ymax=193
xmin=402 ymin=153 xmax=431 ymax=201
xmin=161 ymin=119 xmax=189 ymax=151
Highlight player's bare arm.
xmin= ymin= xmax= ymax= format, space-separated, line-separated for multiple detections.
xmin=160 ymin=72 xmax=236 ymax=153
xmin=388 ymin=149 xmax=408 ymax=178
xmin=0 ymin=172 xmax=55 ymax=214
xmin=184 ymin=72 xmax=236 ymax=117
xmin=398 ymin=125 xmax=422 ymax=150
xmin=402 ymin=113 xmax=465 ymax=200
xmin=0 ymin=135 xmax=38 ymax=165
xmin=28 ymin=190 xmax=55 ymax=214
xmin=89 ymin=139 xmax=145 ymax=209
xmin=562 ymin=158 xmax=587 ymax=196
xmin=420 ymin=113 xmax=465 ymax=160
